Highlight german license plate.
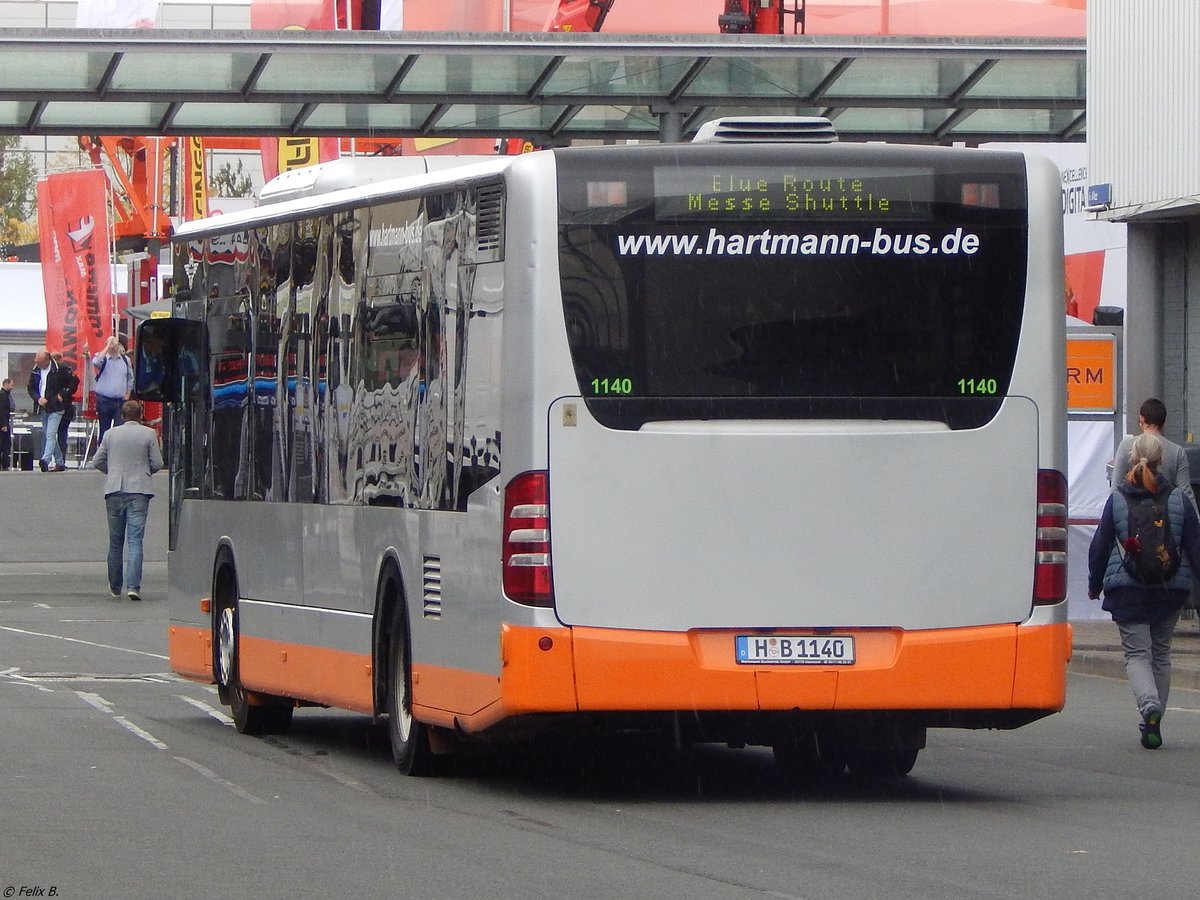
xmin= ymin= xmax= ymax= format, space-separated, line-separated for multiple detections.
xmin=735 ymin=634 xmax=855 ymax=666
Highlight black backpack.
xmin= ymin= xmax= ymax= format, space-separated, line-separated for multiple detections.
xmin=1117 ymin=490 xmax=1181 ymax=585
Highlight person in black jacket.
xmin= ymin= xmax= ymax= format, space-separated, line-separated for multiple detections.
xmin=1089 ymin=432 xmax=1200 ymax=749
xmin=26 ymin=350 xmax=78 ymax=472
xmin=0 ymin=377 xmax=13 ymax=470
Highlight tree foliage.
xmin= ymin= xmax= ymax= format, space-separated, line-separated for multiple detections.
xmin=0 ymin=135 xmax=38 ymax=246
xmin=210 ymin=159 xmax=255 ymax=198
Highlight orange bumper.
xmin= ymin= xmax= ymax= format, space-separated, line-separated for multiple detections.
xmin=498 ymin=621 xmax=1070 ymax=721
xmin=170 ymin=620 xmax=1071 ymax=734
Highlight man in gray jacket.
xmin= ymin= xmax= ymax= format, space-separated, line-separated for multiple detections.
xmin=93 ymin=400 xmax=163 ymax=600
xmin=1111 ymin=397 xmax=1197 ymax=511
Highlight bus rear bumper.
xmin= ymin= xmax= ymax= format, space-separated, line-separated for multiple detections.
xmin=499 ymin=621 xmax=1071 ymax=725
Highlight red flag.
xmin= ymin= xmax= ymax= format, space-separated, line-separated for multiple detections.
xmin=37 ymin=170 xmax=114 ymax=401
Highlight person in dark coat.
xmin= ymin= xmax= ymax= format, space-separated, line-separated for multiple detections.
xmin=26 ymin=350 xmax=78 ymax=472
xmin=0 ymin=377 xmax=13 ymax=470
xmin=51 ymin=353 xmax=76 ymax=467
xmin=1089 ymin=432 xmax=1200 ymax=749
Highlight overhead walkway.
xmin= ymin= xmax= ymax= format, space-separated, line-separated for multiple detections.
xmin=0 ymin=29 xmax=1085 ymax=144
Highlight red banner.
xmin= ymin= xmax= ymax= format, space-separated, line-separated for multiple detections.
xmin=37 ymin=170 xmax=114 ymax=401
xmin=251 ymin=0 xmax=351 ymax=29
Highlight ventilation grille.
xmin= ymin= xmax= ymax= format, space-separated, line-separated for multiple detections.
xmin=475 ymin=183 xmax=504 ymax=262
xmin=691 ymin=116 xmax=838 ymax=144
xmin=422 ymin=556 xmax=442 ymax=619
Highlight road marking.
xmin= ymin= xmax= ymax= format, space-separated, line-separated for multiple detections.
xmin=177 ymin=694 xmax=234 ymax=726
xmin=16 ymin=673 xmax=173 ymax=683
xmin=174 ymin=756 xmax=264 ymax=804
xmin=0 ymin=667 xmax=55 ymax=693
xmin=0 ymin=625 xmax=168 ymax=660
xmin=76 ymin=691 xmax=170 ymax=750
xmin=73 ymin=691 xmax=262 ymax=803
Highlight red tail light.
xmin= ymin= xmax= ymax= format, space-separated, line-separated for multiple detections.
xmin=1034 ymin=469 xmax=1068 ymax=605
xmin=503 ymin=471 xmax=553 ymax=607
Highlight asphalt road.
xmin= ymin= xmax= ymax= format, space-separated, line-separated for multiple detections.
xmin=3 ymin=471 xmax=1200 ymax=900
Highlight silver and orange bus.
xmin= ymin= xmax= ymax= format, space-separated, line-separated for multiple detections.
xmin=142 ymin=130 xmax=1069 ymax=778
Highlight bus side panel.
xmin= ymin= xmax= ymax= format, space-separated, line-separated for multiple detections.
xmin=223 ymin=502 xmax=303 ymax=605
xmin=1011 ymin=152 xmax=1068 ymax=473
xmin=167 ymin=499 xmax=219 ymax=683
xmin=237 ymin=600 xmax=375 ymax=713
xmin=168 ymin=623 xmax=211 ymax=684
xmin=303 ymin=505 xmax=368 ymax=613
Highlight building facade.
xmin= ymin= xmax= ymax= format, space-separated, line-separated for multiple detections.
xmin=1088 ymin=0 xmax=1200 ymax=441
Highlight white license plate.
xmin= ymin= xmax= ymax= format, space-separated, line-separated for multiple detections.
xmin=735 ymin=634 xmax=855 ymax=666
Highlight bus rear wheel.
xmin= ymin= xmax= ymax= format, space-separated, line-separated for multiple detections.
xmin=847 ymin=746 xmax=920 ymax=778
xmin=772 ymin=730 xmax=847 ymax=779
xmin=386 ymin=608 xmax=436 ymax=775
xmin=214 ymin=585 xmax=293 ymax=736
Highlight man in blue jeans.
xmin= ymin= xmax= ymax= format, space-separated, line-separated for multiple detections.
xmin=92 ymin=400 xmax=163 ymax=601
xmin=26 ymin=349 xmax=78 ymax=472
xmin=91 ymin=336 xmax=134 ymax=442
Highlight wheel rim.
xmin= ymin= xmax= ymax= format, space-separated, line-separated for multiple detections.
xmin=392 ymin=638 xmax=413 ymax=743
xmin=216 ymin=605 xmax=235 ymax=688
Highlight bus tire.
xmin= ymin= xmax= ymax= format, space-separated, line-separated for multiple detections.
xmin=847 ymin=746 xmax=919 ymax=778
xmin=772 ymin=730 xmax=847 ymax=780
xmin=386 ymin=603 xmax=436 ymax=775
xmin=213 ymin=564 xmax=293 ymax=736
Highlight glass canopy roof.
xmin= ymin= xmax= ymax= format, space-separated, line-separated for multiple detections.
xmin=0 ymin=29 xmax=1085 ymax=144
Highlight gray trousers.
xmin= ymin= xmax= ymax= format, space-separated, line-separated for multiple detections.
xmin=1117 ymin=611 xmax=1182 ymax=719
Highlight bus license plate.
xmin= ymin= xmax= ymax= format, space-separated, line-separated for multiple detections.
xmin=735 ymin=634 xmax=855 ymax=666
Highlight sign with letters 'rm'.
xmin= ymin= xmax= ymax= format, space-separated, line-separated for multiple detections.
xmin=1066 ymin=334 xmax=1117 ymax=412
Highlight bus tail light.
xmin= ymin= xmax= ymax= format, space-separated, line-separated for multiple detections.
xmin=503 ymin=471 xmax=553 ymax=607
xmin=1034 ymin=469 xmax=1068 ymax=605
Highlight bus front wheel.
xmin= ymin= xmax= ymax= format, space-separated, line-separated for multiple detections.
xmin=214 ymin=581 xmax=293 ymax=736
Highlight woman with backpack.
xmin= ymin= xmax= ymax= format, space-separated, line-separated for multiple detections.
xmin=1088 ymin=432 xmax=1200 ymax=749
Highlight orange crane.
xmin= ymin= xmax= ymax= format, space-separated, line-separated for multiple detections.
xmin=545 ymin=0 xmax=617 ymax=32
xmin=718 ymin=1 xmax=807 ymax=34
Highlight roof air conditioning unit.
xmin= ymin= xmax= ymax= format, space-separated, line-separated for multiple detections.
xmin=691 ymin=116 xmax=838 ymax=144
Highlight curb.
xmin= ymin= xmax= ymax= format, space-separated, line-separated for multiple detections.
xmin=1069 ymin=649 xmax=1200 ymax=692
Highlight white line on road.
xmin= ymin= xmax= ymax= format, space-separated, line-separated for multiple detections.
xmin=74 ymin=691 xmax=263 ymax=803
xmin=174 ymin=756 xmax=264 ymax=804
xmin=1 ymin=624 xmax=169 ymax=660
xmin=75 ymin=691 xmax=170 ymax=750
xmin=0 ymin=667 xmax=55 ymax=693
xmin=177 ymin=694 xmax=234 ymax=726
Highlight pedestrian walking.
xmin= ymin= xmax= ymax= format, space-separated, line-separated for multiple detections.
xmin=1089 ymin=432 xmax=1200 ymax=749
xmin=1111 ymin=397 xmax=1196 ymax=510
xmin=92 ymin=400 xmax=163 ymax=601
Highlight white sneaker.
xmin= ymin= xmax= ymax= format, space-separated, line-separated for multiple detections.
xmin=127 ymin=590 xmax=141 ymax=601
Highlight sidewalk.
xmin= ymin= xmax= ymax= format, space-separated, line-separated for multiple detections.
xmin=1070 ymin=613 xmax=1200 ymax=691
